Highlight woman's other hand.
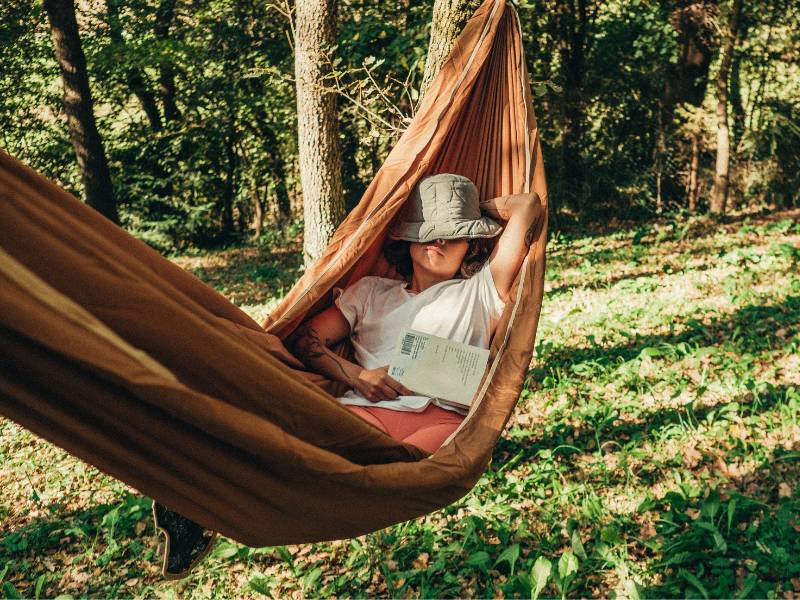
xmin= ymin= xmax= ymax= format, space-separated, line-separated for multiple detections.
xmin=354 ymin=365 xmax=414 ymax=401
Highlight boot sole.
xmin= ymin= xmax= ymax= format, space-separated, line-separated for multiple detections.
xmin=151 ymin=499 xmax=218 ymax=581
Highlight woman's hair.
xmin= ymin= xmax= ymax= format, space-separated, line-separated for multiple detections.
xmin=383 ymin=238 xmax=495 ymax=280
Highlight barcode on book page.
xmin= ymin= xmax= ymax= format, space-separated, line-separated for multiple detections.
xmin=400 ymin=332 xmax=417 ymax=356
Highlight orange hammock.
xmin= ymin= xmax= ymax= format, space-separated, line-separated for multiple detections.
xmin=0 ymin=0 xmax=547 ymax=547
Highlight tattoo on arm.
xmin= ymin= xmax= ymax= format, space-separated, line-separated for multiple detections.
xmin=524 ymin=214 xmax=543 ymax=247
xmin=293 ymin=323 xmax=352 ymax=383
xmin=524 ymin=222 xmax=536 ymax=247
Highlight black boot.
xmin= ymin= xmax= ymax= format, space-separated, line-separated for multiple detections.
xmin=152 ymin=500 xmax=217 ymax=580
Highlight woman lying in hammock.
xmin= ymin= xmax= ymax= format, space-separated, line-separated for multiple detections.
xmin=152 ymin=173 xmax=543 ymax=580
xmin=287 ymin=172 xmax=544 ymax=454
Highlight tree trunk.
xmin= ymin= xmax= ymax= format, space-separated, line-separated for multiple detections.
xmin=105 ymin=0 xmax=162 ymax=131
xmin=710 ymin=0 xmax=743 ymax=215
xmin=155 ymin=0 xmax=181 ymax=123
xmin=747 ymin=3 xmax=777 ymax=132
xmin=658 ymin=0 xmax=716 ymax=211
xmin=295 ymin=0 xmax=345 ymax=266
xmin=252 ymin=186 xmax=264 ymax=239
xmin=45 ymin=0 xmax=118 ymax=224
xmin=419 ymin=0 xmax=481 ymax=99
xmin=261 ymin=124 xmax=292 ymax=228
xmin=556 ymin=0 xmax=592 ymax=211
xmin=222 ymin=127 xmax=236 ymax=233
xmin=688 ymin=131 xmax=701 ymax=211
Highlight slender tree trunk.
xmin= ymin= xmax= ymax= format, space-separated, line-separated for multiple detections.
xmin=556 ymin=0 xmax=590 ymax=211
xmin=688 ymin=131 xmax=701 ymax=211
xmin=155 ymin=0 xmax=181 ymax=123
xmin=747 ymin=3 xmax=777 ymax=131
xmin=710 ymin=0 xmax=743 ymax=215
xmin=105 ymin=0 xmax=162 ymax=131
xmin=419 ymin=0 xmax=481 ymax=99
xmin=729 ymin=16 xmax=748 ymax=151
xmin=45 ymin=0 xmax=118 ymax=224
xmin=658 ymin=1 xmax=716 ymax=212
xmin=295 ymin=0 xmax=345 ymax=265
xmin=654 ymin=112 xmax=665 ymax=213
xmin=222 ymin=127 xmax=236 ymax=232
xmin=261 ymin=124 xmax=292 ymax=228
xmin=252 ymin=185 xmax=264 ymax=238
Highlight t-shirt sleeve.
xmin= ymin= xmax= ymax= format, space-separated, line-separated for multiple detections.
xmin=333 ymin=277 xmax=374 ymax=330
xmin=476 ymin=260 xmax=507 ymax=322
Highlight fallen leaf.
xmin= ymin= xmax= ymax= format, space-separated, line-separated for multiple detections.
xmin=412 ymin=552 xmax=429 ymax=569
xmin=778 ymin=482 xmax=792 ymax=498
xmin=682 ymin=445 xmax=703 ymax=468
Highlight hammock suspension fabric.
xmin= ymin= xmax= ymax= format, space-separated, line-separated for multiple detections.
xmin=0 ymin=0 xmax=548 ymax=547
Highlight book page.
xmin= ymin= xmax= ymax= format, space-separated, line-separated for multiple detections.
xmin=388 ymin=327 xmax=490 ymax=407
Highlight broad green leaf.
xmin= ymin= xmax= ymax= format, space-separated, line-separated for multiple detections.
xmin=302 ymin=567 xmax=323 ymax=591
xmin=679 ymin=569 xmax=709 ymax=599
xmin=34 ymin=574 xmax=47 ymax=600
xmin=493 ymin=543 xmax=521 ymax=575
xmin=726 ymin=497 xmax=737 ymax=532
xmin=558 ymin=551 xmax=579 ymax=580
xmin=2 ymin=582 xmax=22 ymax=600
xmin=276 ymin=546 xmax=294 ymax=565
xmin=571 ymin=530 xmax=587 ymax=560
xmin=531 ymin=556 xmax=552 ymax=600
xmin=466 ymin=550 xmax=491 ymax=572
xmin=623 ymin=578 xmax=641 ymax=600
xmin=213 ymin=541 xmax=240 ymax=559
xmin=248 ymin=574 xmax=274 ymax=597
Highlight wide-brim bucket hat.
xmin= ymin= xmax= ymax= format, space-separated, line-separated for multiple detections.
xmin=389 ymin=173 xmax=502 ymax=243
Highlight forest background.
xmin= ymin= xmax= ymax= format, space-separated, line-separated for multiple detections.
xmin=2 ymin=0 xmax=797 ymax=256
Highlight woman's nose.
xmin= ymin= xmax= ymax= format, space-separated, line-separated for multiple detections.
xmin=435 ymin=238 xmax=446 ymax=246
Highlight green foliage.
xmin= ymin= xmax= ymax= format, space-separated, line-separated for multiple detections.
xmin=643 ymin=488 xmax=800 ymax=598
xmin=2 ymin=0 xmax=797 ymax=251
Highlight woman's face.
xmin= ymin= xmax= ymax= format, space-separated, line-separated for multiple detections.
xmin=409 ymin=238 xmax=469 ymax=279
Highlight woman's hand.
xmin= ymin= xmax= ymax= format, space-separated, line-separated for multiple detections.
xmin=353 ymin=365 xmax=415 ymax=402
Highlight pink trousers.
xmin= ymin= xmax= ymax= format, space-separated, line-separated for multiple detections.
xmin=344 ymin=403 xmax=465 ymax=454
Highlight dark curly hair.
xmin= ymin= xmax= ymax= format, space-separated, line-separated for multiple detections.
xmin=383 ymin=237 xmax=495 ymax=280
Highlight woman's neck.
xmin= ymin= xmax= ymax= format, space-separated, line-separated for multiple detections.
xmin=406 ymin=270 xmax=454 ymax=294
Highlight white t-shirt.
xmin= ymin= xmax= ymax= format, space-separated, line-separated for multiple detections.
xmin=333 ymin=261 xmax=506 ymax=415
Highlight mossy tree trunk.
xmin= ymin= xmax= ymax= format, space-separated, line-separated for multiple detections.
xmin=44 ymin=0 xmax=118 ymax=224
xmin=295 ymin=0 xmax=345 ymax=266
xmin=419 ymin=0 xmax=482 ymax=100
xmin=710 ymin=0 xmax=744 ymax=215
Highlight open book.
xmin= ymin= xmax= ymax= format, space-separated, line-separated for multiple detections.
xmin=388 ymin=327 xmax=490 ymax=408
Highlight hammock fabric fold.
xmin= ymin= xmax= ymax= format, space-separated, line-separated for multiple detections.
xmin=0 ymin=0 xmax=548 ymax=547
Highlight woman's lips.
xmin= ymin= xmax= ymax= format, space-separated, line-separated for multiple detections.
xmin=424 ymin=246 xmax=443 ymax=256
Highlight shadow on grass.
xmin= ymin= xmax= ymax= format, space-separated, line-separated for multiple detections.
xmin=493 ymin=294 xmax=800 ymax=477
xmin=0 ymin=493 xmax=156 ymax=593
xmin=182 ymin=245 xmax=303 ymax=305
xmin=532 ymin=294 xmax=800 ymax=376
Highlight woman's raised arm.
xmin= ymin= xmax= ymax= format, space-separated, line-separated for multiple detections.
xmin=480 ymin=191 xmax=544 ymax=303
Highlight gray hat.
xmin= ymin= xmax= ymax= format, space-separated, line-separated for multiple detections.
xmin=389 ymin=173 xmax=502 ymax=243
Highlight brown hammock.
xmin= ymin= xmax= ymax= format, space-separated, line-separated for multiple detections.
xmin=0 ymin=0 xmax=547 ymax=547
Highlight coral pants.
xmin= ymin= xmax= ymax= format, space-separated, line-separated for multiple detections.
xmin=344 ymin=403 xmax=465 ymax=454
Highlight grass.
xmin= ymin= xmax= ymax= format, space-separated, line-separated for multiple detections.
xmin=1 ymin=207 xmax=798 ymax=598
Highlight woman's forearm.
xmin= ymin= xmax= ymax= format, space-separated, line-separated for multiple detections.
xmin=479 ymin=191 xmax=541 ymax=222
xmin=290 ymin=323 xmax=362 ymax=387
